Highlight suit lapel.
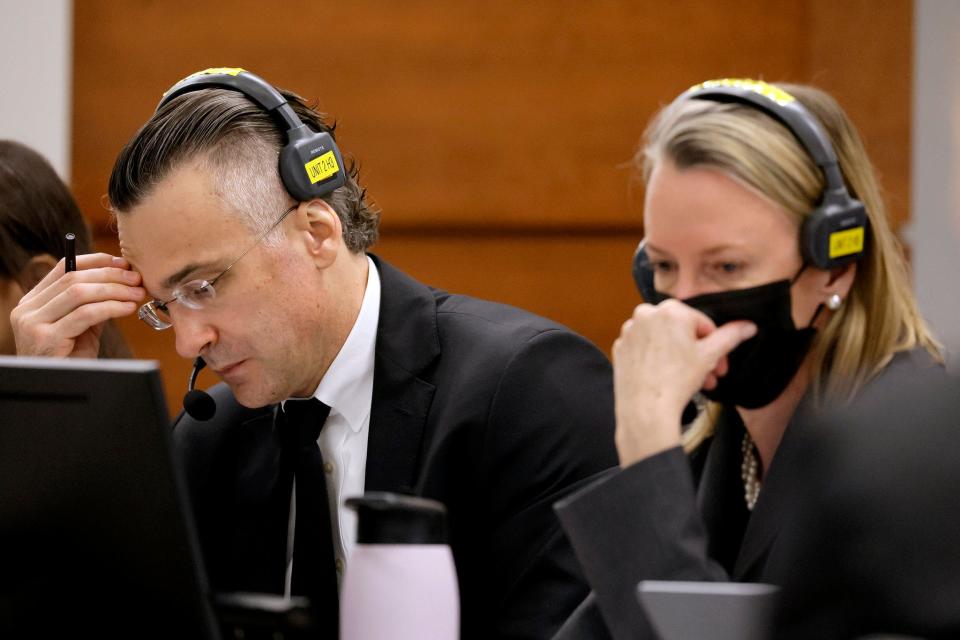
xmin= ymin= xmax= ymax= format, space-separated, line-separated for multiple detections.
xmin=363 ymin=255 xmax=439 ymax=493
xmin=696 ymin=408 xmax=751 ymax=575
xmin=732 ymin=401 xmax=814 ymax=579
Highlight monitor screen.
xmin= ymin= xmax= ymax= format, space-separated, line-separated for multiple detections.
xmin=637 ymin=580 xmax=779 ymax=640
xmin=0 ymin=356 xmax=219 ymax=639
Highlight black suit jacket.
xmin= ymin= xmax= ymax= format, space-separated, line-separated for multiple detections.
xmin=174 ymin=255 xmax=618 ymax=640
xmin=775 ymin=354 xmax=960 ymax=639
xmin=551 ymin=349 xmax=942 ymax=640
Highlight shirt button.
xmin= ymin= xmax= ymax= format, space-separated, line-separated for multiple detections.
xmin=335 ymin=557 xmax=344 ymax=574
xmin=324 ymin=461 xmax=334 ymax=474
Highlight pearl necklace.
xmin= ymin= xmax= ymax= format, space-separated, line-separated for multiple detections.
xmin=740 ymin=432 xmax=762 ymax=511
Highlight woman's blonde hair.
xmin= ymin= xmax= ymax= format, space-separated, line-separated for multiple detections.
xmin=636 ymin=83 xmax=942 ymax=451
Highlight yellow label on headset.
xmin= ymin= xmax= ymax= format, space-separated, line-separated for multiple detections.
xmin=689 ymin=78 xmax=796 ymax=106
xmin=304 ymin=151 xmax=340 ymax=184
xmin=828 ymin=227 xmax=865 ymax=259
xmin=193 ymin=67 xmax=245 ymax=77
xmin=163 ymin=68 xmax=247 ymax=98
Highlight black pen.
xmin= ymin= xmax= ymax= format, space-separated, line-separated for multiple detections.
xmin=64 ymin=232 xmax=76 ymax=272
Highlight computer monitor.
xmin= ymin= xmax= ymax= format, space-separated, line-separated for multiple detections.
xmin=637 ymin=580 xmax=779 ymax=640
xmin=0 ymin=356 xmax=219 ymax=639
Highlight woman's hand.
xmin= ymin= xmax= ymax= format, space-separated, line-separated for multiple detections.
xmin=11 ymin=253 xmax=144 ymax=358
xmin=612 ymin=299 xmax=757 ymax=466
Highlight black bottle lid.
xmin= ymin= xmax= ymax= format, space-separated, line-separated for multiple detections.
xmin=345 ymin=492 xmax=448 ymax=545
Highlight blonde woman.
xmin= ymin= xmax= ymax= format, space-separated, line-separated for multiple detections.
xmin=553 ymin=80 xmax=942 ymax=640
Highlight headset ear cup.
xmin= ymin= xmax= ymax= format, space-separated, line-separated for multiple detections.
xmin=278 ymin=144 xmax=313 ymax=202
xmin=801 ymin=206 xmax=830 ymax=269
xmin=632 ymin=243 xmax=658 ymax=302
xmin=279 ymin=130 xmax=347 ymax=202
xmin=801 ymin=197 xmax=869 ymax=270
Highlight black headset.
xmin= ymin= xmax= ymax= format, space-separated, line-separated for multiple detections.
xmin=633 ymin=78 xmax=869 ymax=298
xmin=156 ymin=67 xmax=347 ymax=202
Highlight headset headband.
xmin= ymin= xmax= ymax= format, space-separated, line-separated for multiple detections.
xmin=157 ymin=67 xmax=303 ymax=134
xmin=683 ymin=79 xmax=846 ymax=194
xmin=154 ymin=67 xmax=346 ymax=202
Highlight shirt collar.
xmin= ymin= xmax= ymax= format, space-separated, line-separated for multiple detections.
xmin=309 ymin=256 xmax=380 ymax=432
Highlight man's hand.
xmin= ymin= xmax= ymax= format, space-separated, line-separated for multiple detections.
xmin=11 ymin=253 xmax=145 ymax=358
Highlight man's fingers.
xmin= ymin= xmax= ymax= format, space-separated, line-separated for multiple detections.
xmin=49 ymin=300 xmax=139 ymax=339
xmin=19 ymin=254 xmax=136 ymax=303
xmin=37 ymin=281 xmax=144 ymax=323
xmin=74 ymin=253 xmax=131 ymax=271
xmin=18 ymin=267 xmax=144 ymax=310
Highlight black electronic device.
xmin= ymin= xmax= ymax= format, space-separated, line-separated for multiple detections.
xmin=637 ymin=580 xmax=779 ymax=640
xmin=184 ymin=356 xmax=216 ymax=421
xmin=157 ymin=67 xmax=346 ymax=203
xmin=0 ymin=356 xmax=219 ymax=639
xmin=632 ymin=240 xmax=657 ymax=303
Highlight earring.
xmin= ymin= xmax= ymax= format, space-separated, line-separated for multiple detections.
xmin=827 ymin=293 xmax=842 ymax=310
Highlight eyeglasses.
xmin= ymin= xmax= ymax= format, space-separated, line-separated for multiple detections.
xmin=138 ymin=204 xmax=298 ymax=330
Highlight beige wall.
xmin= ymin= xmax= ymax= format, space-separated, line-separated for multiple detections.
xmin=0 ymin=0 xmax=72 ymax=179
xmin=913 ymin=0 xmax=960 ymax=361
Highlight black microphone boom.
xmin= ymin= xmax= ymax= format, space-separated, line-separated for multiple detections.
xmin=183 ymin=356 xmax=216 ymax=421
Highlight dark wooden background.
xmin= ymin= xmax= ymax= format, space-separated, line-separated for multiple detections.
xmin=71 ymin=0 xmax=912 ymax=414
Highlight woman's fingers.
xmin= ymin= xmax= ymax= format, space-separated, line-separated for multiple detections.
xmin=698 ymin=320 xmax=756 ymax=367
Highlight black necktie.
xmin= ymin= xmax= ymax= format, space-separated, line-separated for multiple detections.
xmin=278 ymin=399 xmax=339 ymax=632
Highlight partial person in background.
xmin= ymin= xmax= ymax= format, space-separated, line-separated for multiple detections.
xmin=552 ymin=79 xmax=942 ymax=640
xmin=774 ymin=360 xmax=960 ymax=639
xmin=0 ymin=140 xmax=129 ymax=358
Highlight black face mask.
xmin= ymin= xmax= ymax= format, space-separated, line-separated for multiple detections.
xmin=650 ymin=273 xmax=819 ymax=409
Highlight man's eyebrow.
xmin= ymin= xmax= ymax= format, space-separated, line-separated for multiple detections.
xmin=161 ymin=261 xmax=220 ymax=291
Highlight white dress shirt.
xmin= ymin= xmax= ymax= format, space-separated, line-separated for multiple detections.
xmin=283 ymin=256 xmax=380 ymax=593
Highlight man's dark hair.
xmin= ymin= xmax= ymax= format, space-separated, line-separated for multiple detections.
xmin=108 ymin=88 xmax=379 ymax=252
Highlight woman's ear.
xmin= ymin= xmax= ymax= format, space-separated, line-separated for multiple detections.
xmin=829 ymin=261 xmax=857 ymax=292
xmin=17 ymin=253 xmax=58 ymax=291
xmin=820 ymin=261 xmax=858 ymax=307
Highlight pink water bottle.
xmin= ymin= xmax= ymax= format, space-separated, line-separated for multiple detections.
xmin=341 ymin=493 xmax=459 ymax=640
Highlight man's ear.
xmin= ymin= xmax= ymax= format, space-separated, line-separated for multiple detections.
xmin=17 ymin=253 xmax=58 ymax=291
xmin=295 ymin=199 xmax=342 ymax=268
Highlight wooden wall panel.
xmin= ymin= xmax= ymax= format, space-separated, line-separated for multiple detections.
xmin=72 ymin=0 xmax=809 ymax=231
xmin=73 ymin=0 xmax=912 ymax=415
xmin=806 ymin=0 xmax=914 ymax=227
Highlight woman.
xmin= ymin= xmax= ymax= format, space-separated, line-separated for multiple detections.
xmin=553 ymin=80 xmax=942 ymax=640
xmin=0 ymin=139 xmax=129 ymax=357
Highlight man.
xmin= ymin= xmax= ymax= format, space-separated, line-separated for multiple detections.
xmin=11 ymin=69 xmax=617 ymax=639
